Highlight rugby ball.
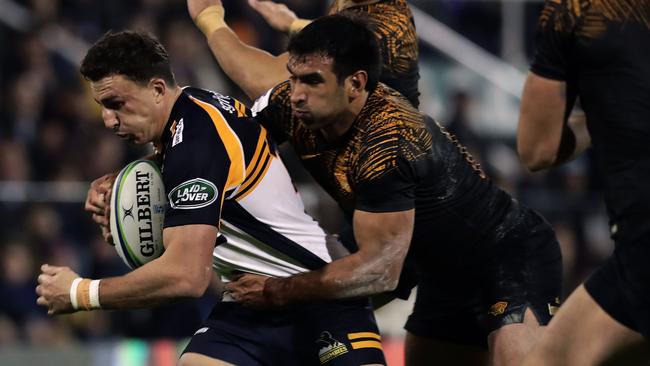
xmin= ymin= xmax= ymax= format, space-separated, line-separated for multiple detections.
xmin=109 ymin=160 xmax=167 ymax=269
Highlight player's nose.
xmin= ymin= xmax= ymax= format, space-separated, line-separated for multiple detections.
xmin=289 ymin=85 xmax=307 ymax=105
xmin=101 ymin=108 xmax=119 ymax=130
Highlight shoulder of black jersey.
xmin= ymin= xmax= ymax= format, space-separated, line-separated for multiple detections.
xmin=270 ymin=81 xmax=291 ymax=102
xmin=250 ymin=81 xmax=290 ymax=119
xmin=355 ymin=83 xmax=431 ymax=170
xmin=362 ymin=83 xmax=423 ymax=132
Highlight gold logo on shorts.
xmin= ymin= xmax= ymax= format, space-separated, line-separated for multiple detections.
xmin=488 ymin=301 xmax=508 ymax=316
xmin=317 ymin=331 xmax=348 ymax=364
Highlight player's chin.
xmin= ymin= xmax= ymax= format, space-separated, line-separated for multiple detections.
xmin=130 ymin=135 xmax=147 ymax=145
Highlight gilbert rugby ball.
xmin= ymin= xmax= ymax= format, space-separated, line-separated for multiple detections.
xmin=109 ymin=160 xmax=167 ymax=269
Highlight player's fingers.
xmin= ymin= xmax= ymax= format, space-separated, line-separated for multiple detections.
xmin=84 ymin=200 xmax=103 ymax=215
xmin=85 ymin=191 xmax=105 ymax=214
xmin=104 ymin=188 xmax=112 ymax=205
xmin=37 ymin=274 xmax=50 ymax=285
xmin=102 ymin=226 xmax=114 ymax=246
xmin=86 ymin=176 xmax=110 ymax=209
xmin=36 ymin=296 xmax=48 ymax=306
xmin=40 ymin=264 xmax=61 ymax=275
xmin=92 ymin=213 xmax=109 ymax=226
xmin=223 ymin=281 xmax=239 ymax=293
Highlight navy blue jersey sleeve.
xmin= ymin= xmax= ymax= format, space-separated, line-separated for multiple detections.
xmin=530 ymin=0 xmax=576 ymax=80
xmin=354 ymin=139 xmax=417 ymax=213
xmin=162 ymin=113 xmax=231 ymax=228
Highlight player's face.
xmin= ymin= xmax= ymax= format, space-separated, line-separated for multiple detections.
xmin=90 ymin=75 xmax=164 ymax=144
xmin=287 ymin=53 xmax=349 ymax=130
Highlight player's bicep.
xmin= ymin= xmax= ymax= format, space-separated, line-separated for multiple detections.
xmin=160 ymin=224 xmax=218 ymax=294
xmin=162 ymin=224 xmax=218 ymax=260
xmin=517 ymin=72 xmax=568 ymax=171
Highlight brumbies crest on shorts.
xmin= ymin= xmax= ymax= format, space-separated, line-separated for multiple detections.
xmin=160 ymin=86 xmax=337 ymax=281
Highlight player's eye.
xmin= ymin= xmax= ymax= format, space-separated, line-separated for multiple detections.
xmin=105 ymin=101 xmax=124 ymax=110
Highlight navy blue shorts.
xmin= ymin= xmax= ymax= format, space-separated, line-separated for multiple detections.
xmin=585 ymin=232 xmax=650 ymax=339
xmin=182 ymin=298 xmax=386 ymax=365
xmin=405 ymin=210 xmax=563 ymax=348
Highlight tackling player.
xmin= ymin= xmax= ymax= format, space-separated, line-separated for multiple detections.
xmin=189 ymin=6 xmax=563 ymax=366
xmin=36 ymin=30 xmax=386 ymax=366
xmin=518 ymin=0 xmax=650 ymax=364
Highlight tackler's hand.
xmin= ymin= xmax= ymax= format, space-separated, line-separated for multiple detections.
xmin=248 ymin=0 xmax=298 ymax=34
xmin=224 ymin=273 xmax=277 ymax=307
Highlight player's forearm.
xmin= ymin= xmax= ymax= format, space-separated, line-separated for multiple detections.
xmin=97 ymin=255 xmax=210 ymax=309
xmin=264 ymin=250 xmax=399 ymax=305
xmin=558 ymin=112 xmax=590 ymax=163
xmin=517 ymin=74 xmax=570 ymax=171
xmin=205 ymin=28 xmax=289 ymax=99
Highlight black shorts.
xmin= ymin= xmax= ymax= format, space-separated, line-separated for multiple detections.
xmin=585 ymin=232 xmax=650 ymax=339
xmin=182 ymin=298 xmax=386 ymax=365
xmin=405 ymin=210 xmax=563 ymax=348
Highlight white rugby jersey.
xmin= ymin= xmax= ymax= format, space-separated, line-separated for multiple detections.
xmin=160 ymin=87 xmax=342 ymax=282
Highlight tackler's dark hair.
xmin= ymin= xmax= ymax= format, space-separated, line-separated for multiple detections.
xmin=288 ymin=14 xmax=381 ymax=92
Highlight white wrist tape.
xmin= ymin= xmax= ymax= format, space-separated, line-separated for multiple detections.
xmin=89 ymin=279 xmax=102 ymax=309
xmin=70 ymin=277 xmax=83 ymax=310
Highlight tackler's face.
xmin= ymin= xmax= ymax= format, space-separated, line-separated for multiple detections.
xmin=90 ymin=74 xmax=165 ymax=145
xmin=287 ymin=53 xmax=349 ymax=130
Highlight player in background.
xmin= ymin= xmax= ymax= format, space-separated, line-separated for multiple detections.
xmin=247 ymin=0 xmax=420 ymax=107
xmin=518 ymin=1 xmax=650 ymax=364
xmin=36 ymin=30 xmax=386 ymax=366
xmin=188 ymin=5 xmax=563 ymax=365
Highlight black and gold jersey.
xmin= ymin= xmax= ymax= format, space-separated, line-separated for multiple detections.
xmin=159 ymin=87 xmax=342 ymax=280
xmin=254 ymin=81 xmax=524 ymax=265
xmin=328 ymin=0 xmax=420 ymax=107
xmin=532 ymin=0 xmax=650 ymax=241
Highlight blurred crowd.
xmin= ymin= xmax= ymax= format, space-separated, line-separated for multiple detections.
xmin=0 ymin=0 xmax=612 ymax=347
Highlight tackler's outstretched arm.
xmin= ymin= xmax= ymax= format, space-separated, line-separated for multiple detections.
xmin=187 ymin=0 xmax=289 ymax=100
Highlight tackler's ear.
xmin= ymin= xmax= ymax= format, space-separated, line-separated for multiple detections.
xmin=348 ymin=70 xmax=368 ymax=97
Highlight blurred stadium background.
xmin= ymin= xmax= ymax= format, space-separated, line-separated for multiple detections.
xmin=0 ymin=0 xmax=611 ymax=365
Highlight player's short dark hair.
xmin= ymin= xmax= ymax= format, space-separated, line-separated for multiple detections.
xmin=80 ymin=30 xmax=176 ymax=86
xmin=288 ymin=14 xmax=381 ymax=92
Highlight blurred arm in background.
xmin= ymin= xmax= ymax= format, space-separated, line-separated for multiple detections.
xmin=517 ymin=72 xmax=590 ymax=171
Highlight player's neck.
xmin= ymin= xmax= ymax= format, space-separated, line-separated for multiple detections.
xmin=154 ymin=86 xmax=183 ymax=145
xmin=320 ymin=90 xmax=369 ymax=142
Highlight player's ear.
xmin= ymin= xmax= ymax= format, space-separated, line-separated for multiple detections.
xmin=150 ymin=78 xmax=166 ymax=103
xmin=348 ymin=71 xmax=368 ymax=97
